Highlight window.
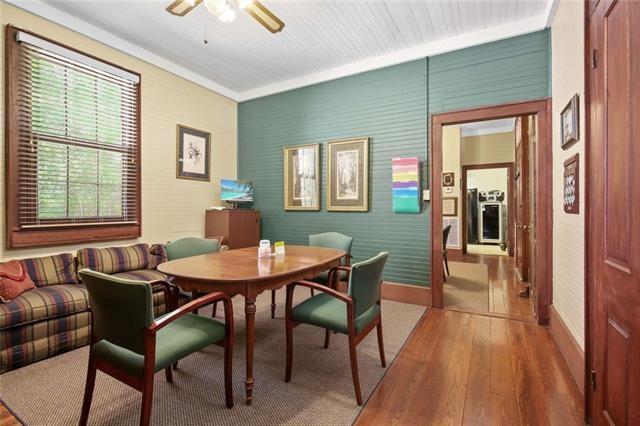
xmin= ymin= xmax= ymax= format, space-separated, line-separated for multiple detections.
xmin=6 ymin=26 xmax=141 ymax=247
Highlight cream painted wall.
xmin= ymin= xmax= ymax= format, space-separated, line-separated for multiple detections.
xmin=461 ymin=132 xmax=515 ymax=165
xmin=442 ymin=125 xmax=462 ymax=248
xmin=550 ymin=0 xmax=585 ymax=350
xmin=467 ymin=168 xmax=509 ymax=200
xmin=0 ymin=4 xmax=238 ymax=260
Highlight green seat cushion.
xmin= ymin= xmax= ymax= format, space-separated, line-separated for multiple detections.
xmin=291 ymin=293 xmax=380 ymax=335
xmin=310 ymin=269 xmax=348 ymax=286
xmin=92 ymin=313 xmax=225 ymax=377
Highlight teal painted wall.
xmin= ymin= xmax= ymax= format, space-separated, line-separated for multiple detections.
xmin=238 ymin=30 xmax=550 ymax=287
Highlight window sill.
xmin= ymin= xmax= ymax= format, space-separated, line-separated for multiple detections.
xmin=7 ymin=224 xmax=141 ymax=249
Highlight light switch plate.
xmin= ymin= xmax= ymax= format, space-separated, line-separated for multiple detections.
xmin=423 ymin=189 xmax=430 ymax=201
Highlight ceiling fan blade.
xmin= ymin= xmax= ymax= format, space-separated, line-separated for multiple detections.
xmin=244 ymin=0 xmax=285 ymax=33
xmin=166 ymin=0 xmax=203 ymax=16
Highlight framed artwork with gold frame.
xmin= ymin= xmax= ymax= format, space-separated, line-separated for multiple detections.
xmin=176 ymin=124 xmax=211 ymax=181
xmin=327 ymin=137 xmax=369 ymax=211
xmin=284 ymin=143 xmax=320 ymax=210
xmin=443 ymin=197 xmax=458 ymax=217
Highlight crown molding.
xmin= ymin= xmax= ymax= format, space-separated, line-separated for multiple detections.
xmin=4 ymin=0 xmax=241 ymax=101
xmin=237 ymin=14 xmax=549 ymax=102
xmin=544 ymin=0 xmax=561 ymax=27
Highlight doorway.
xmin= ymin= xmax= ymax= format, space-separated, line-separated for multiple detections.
xmin=431 ymin=99 xmax=552 ymax=325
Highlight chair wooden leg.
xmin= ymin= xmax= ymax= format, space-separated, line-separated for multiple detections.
xmin=165 ymin=366 xmax=173 ymax=383
xmin=79 ymin=359 xmax=97 ymax=426
xmin=212 ymin=301 xmax=218 ymax=318
xmin=324 ymin=329 xmax=331 ymax=349
xmin=140 ymin=376 xmax=154 ymax=426
xmin=271 ymin=290 xmax=276 ymax=319
xmin=285 ymin=321 xmax=293 ymax=382
xmin=224 ymin=339 xmax=233 ymax=408
xmin=172 ymin=361 xmax=178 ymax=370
xmin=310 ymin=288 xmax=315 ymax=297
xmin=443 ymin=269 xmax=447 ymax=282
xmin=348 ymin=334 xmax=363 ymax=406
xmin=376 ymin=322 xmax=386 ymax=367
xmin=445 ymin=256 xmax=450 ymax=276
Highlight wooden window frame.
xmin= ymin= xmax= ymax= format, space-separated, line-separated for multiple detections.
xmin=5 ymin=25 xmax=142 ymax=248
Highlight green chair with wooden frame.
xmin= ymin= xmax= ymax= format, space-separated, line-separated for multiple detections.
xmin=165 ymin=237 xmax=222 ymax=317
xmin=78 ymin=270 xmax=233 ymax=426
xmin=269 ymin=232 xmax=354 ymax=319
xmin=284 ymin=252 xmax=388 ymax=406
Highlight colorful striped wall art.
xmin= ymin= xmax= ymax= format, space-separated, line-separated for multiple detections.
xmin=392 ymin=157 xmax=420 ymax=213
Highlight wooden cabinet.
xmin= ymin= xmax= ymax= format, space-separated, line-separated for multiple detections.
xmin=205 ymin=209 xmax=260 ymax=249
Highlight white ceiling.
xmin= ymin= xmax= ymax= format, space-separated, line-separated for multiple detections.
xmin=8 ymin=0 xmax=557 ymax=101
xmin=459 ymin=118 xmax=516 ymax=137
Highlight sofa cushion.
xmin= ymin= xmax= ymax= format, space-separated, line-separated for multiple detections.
xmin=0 ymin=260 xmax=36 ymax=302
xmin=77 ymin=243 xmax=151 ymax=276
xmin=148 ymin=244 xmax=168 ymax=269
xmin=19 ymin=253 xmax=79 ymax=287
xmin=0 ymin=285 xmax=89 ymax=330
xmin=111 ymin=269 xmax=168 ymax=283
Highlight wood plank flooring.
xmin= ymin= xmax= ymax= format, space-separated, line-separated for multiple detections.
xmin=446 ymin=253 xmax=534 ymax=322
xmin=356 ymin=309 xmax=583 ymax=425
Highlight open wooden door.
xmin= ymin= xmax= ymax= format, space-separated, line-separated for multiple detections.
xmin=527 ymin=114 xmax=537 ymax=314
xmin=514 ymin=116 xmax=530 ymax=282
xmin=586 ymin=0 xmax=640 ymax=423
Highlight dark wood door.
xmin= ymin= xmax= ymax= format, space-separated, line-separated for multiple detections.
xmin=514 ymin=116 xmax=530 ymax=281
xmin=587 ymin=0 xmax=640 ymax=424
xmin=527 ymin=114 xmax=537 ymax=314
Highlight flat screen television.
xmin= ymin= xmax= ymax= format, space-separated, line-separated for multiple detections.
xmin=220 ymin=179 xmax=254 ymax=203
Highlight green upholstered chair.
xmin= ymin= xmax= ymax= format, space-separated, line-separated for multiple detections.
xmin=78 ymin=270 xmax=233 ymax=426
xmin=284 ymin=252 xmax=389 ymax=406
xmin=165 ymin=237 xmax=221 ymax=317
xmin=269 ymin=232 xmax=354 ymax=319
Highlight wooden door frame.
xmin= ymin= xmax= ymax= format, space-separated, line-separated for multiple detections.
xmin=430 ymin=98 xmax=552 ymax=325
xmin=460 ymin=162 xmax=515 ymax=256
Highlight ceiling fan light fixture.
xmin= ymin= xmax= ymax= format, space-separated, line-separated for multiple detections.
xmin=204 ymin=0 xmax=229 ymax=17
xmin=219 ymin=7 xmax=237 ymax=22
xmin=237 ymin=0 xmax=253 ymax=9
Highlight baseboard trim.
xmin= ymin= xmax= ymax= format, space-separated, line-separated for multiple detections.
xmin=549 ymin=305 xmax=585 ymax=395
xmin=381 ymin=282 xmax=431 ymax=307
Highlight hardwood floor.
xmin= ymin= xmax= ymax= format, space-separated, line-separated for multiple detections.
xmin=356 ymin=309 xmax=583 ymax=425
xmin=446 ymin=252 xmax=535 ymax=322
xmin=0 ymin=403 xmax=20 ymax=426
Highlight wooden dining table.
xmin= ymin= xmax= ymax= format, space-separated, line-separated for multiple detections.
xmin=157 ymin=245 xmax=345 ymax=405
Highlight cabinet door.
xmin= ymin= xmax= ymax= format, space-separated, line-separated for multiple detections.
xmin=229 ymin=212 xmax=260 ymax=249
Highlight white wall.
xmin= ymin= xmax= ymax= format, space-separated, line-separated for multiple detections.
xmin=0 ymin=4 xmax=238 ymax=260
xmin=467 ymin=168 xmax=509 ymax=201
xmin=551 ymin=0 xmax=585 ymax=350
xmin=442 ymin=125 xmax=462 ymax=247
xmin=461 ymin=131 xmax=515 ymax=165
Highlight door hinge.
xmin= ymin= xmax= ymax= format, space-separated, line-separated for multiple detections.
xmin=591 ymin=370 xmax=597 ymax=390
xmin=592 ymin=49 xmax=598 ymax=69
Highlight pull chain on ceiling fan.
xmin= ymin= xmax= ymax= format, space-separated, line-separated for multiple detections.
xmin=166 ymin=0 xmax=285 ymax=33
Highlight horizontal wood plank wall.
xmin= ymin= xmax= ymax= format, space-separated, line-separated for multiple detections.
xmin=238 ymin=60 xmax=430 ymax=286
xmin=237 ymin=30 xmax=550 ymax=288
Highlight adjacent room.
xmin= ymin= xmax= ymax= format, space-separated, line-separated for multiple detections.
xmin=0 ymin=0 xmax=636 ymax=425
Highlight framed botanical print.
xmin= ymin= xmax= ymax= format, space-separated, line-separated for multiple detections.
xmin=327 ymin=137 xmax=369 ymax=211
xmin=560 ymin=94 xmax=579 ymax=150
xmin=284 ymin=143 xmax=320 ymax=210
xmin=176 ymin=125 xmax=211 ymax=181
xmin=563 ymin=153 xmax=579 ymax=214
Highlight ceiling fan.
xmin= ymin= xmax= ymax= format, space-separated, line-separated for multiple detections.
xmin=166 ymin=0 xmax=285 ymax=34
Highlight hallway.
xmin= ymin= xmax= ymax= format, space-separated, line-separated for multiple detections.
xmin=445 ymin=252 xmax=535 ymax=322
xmin=356 ymin=309 xmax=583 ymax=425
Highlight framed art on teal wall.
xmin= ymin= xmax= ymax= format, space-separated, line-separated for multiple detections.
xmin=284 ymin=143 xmax=320 ymax=210
xmin=392 ymin=157 xmax=421 ymax=213
xmin=327 ymin=137 xmax=369 ymax=211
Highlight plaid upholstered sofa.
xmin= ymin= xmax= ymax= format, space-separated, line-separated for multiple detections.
xmin=0 ymin=243 xmax=169 ymax=373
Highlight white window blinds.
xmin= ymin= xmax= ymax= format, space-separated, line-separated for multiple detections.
xmin=15 ymin=31 xmax=140 ymax=228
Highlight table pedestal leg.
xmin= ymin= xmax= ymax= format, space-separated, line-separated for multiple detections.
xmin=245 ymin=296 xmax=256 ymax=405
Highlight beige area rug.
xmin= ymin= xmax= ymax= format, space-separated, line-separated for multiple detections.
xmin=0 ymin=290 xmax=425 ymax=425
xmin=444 ymin=261 xmax=490 ymax=312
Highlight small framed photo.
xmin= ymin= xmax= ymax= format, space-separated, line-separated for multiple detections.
xmin=284 ymin=143 xmax=320 ymax=210
xmin=443 ymin=197 xmax=458 ymax=217
xmin=442 ymin=172 xmax=455 ymax=187
xmin=560 ymin=94 xmax=579 ymax=150
xmin=176 ymin=125 xmax=211 ymax=181
xmin=327 ymin=137 xmax=369 ymax=211
xmin=563 ymin=154 xmax=579 ymax=214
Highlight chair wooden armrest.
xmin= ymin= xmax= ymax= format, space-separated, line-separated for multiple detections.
xmin=148 ymin=292 xmax=231 ymax=333
xmin=289 ymin=280 xmax=353 ymax=304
